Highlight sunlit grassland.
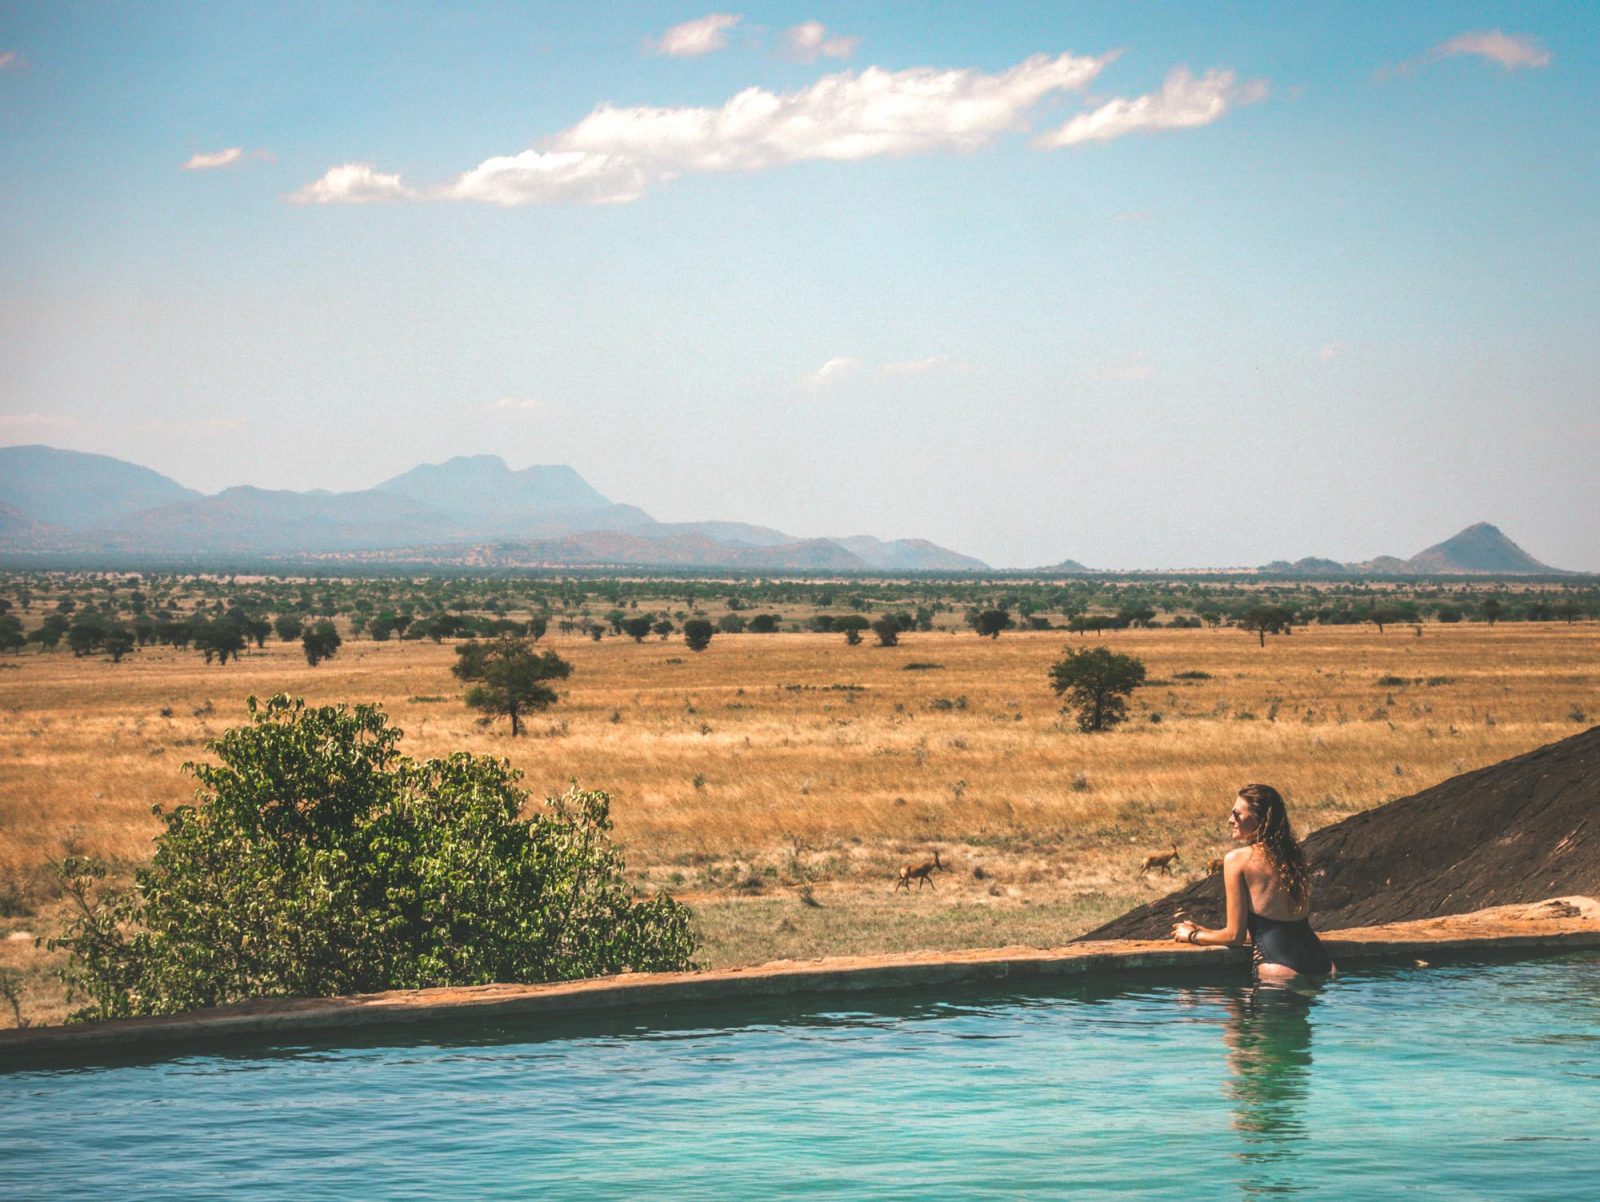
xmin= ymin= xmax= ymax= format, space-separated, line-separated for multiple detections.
xmin=2 ymin=622 xmax=1596 ymax=1023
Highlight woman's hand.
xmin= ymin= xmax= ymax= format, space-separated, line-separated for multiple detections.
xmin=1171 ymin=921 xmax=1198 ymax=944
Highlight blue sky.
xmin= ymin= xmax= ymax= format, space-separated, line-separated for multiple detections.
xmin=2 ymin=2 xmax=1596 ymax=569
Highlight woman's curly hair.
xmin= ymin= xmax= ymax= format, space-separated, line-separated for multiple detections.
xmin=1237 ymin=784 xmax=1311 ymax=906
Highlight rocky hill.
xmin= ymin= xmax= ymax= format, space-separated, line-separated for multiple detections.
xmin=1079 ymin=725 xmax=1600 ymax=940
xmin=1405 ymin=522 xmax=1557 ymax=574
xmin=1263 ymin=522 xmax=1564 ymax=576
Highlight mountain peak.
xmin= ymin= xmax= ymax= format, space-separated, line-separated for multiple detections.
xmin=1409 ymin=523 xmax=1556 ymax=575
xmin=0 ymin=443 xmax=201 ymax=530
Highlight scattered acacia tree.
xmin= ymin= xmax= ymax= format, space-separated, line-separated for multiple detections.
xmin=683 ymin=619 xmax=714 ymax=652
xmin=453 ymin=636 xmax=572 ymax=736
xmin=302 ymin=620 xmax=342 ymax=666
xmin=103 ymin=625 xmax=136 ymax=663
xmin=49 ymin=694 xmax=696 ymax=1020
xmin=1239 ymin=604 xmax=1295 ymax=647
xmin=1049 ymin=646 xmax=1147 ymax=732
xmin=274 ymin=614 xmax=303 ymax=642
xmin=872 ymin=616 xmax=901 ymax=647
xmin=652 ymin=618 xmax=674 ymax=640
xmin=1368 ymin=604 xmax=1410 ymax=634
xmin=970 ymin=609 xmax=1015 ymax=639
xmin=621 ymin=615 xmax=655 ymax=643
xmin=834 ymin=615 xmax=870 ymax=645
xmin=747 ymin=613 xmax=781 ymax=634
xmin=194 ymin=619 xmax=245 ymax=665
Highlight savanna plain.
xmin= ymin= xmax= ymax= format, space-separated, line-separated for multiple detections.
xmin=3 ymin=611 xmax=1597 ymax=1026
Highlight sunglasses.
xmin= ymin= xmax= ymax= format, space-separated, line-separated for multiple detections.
xmin=1229 ymin=809 xmax=1256 ymax=824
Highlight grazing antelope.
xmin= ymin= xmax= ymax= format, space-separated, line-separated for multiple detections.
xmin=1205 ymin=857 xmax=1224 ymax=875
xmin=1141 ymin=844 xmax=1181 ymax=875
xmin=895 ymin=850 xmax=944 ymax=891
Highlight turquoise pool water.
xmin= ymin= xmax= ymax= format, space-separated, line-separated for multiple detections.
xmin=4 ymin=954 xmax=1597 ymax=1200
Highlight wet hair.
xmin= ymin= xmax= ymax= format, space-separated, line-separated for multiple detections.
xmin=1237 ymin=784 xmax=1311 ymax=906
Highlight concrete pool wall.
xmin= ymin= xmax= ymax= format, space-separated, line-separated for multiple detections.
xmin=4 ymin=897 xmax=1596 ymax=1067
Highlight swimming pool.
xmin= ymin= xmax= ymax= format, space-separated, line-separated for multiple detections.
xmin=4 ymin=953 xmax=1597 ymax=1200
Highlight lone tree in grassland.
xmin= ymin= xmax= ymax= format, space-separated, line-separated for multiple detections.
xmin=1049 ymin=646 xmax=1147 ymax=732
xmin=48 ymin=694 xmax=696 ymax=1020
xmin=683 ymin=619 xmax=714 ymax=653
xmin=872 ymin=616 xmax=901 ymax=647
xmin=302 ymin=620 xmax=342 ymax=666
xmin=970 ymin=609 xmax=1015 ymax=639
xmin=1239 ymin=604 xmax=1295 ymax=647
xmin=621 ymin=615 xmax=655 ymax=643
xmin=1368 ymin=603 xmax=1413 ymax=634
xmin=834 ymin=615 xmax=870 ymax=645
xmin=453 ymin=636 xmax=572 ymax=736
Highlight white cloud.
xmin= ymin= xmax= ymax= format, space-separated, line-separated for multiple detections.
xmin=649 ymin=13 xmax=741 ymax=58
xmin=784 ymin=21 xmax=859 ymax=63
xmin=0 ymin=412 xmax=80 ymax=433
xmin=488 ymin=396 xmax=542 ymax=412
xmin=298 ymin=50 xmax=1269 ymax=208
xmin=802 ymin=356 xmax=861 ymax=387
xmin=443 ymin=51 xmax=1113 ymax=206
xmin=287 ymin=162 xmax=419 ymax=204
xmin=881 ymin=354 xmax=965 ymax=378
xmin=1038 ymin=67 xmax=1266 ymax=148
xmin=182 ymin=147 xmax=244 ymax=170
xmin=1381 ymin=30 xmax=1551 ymax=79
xmin=1435 ymin=30 xmax=1550 ymax=69
xmin=1430 ymin=30 xmax=1550 ymax=71
xmin=447 ymin=149 xmax=657 ymax=206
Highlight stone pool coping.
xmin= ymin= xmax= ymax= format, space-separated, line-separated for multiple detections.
xmin=5 ymin=896 xmax=1596 ymax=1065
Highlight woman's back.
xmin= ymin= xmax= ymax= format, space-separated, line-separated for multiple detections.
xmin=1234 ymin=844 xmax=1311 ymax=922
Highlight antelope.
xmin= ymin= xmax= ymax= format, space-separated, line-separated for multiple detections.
xmin=1205 ymin=857 xmax=1224 ymax=875
xmin=895 ymin=850 xmax=944 ymax=891
xmin=1141 ymin=844 xmax=1181 ymax=875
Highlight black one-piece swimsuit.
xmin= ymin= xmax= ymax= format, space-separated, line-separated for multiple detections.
xmin=1246 ymin=909 xmax=1333 ymax=977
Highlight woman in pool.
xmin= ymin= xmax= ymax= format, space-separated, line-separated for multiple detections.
xmin=1171 ymin=784 xmax=1335 ymax=981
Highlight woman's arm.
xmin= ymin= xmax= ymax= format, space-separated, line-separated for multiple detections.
xmin=1171 ymin=852 xmax=1249 ymax=946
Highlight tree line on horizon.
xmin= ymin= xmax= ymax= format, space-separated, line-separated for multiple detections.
xmin=1 ymin=570 xmax=1597 ymax=664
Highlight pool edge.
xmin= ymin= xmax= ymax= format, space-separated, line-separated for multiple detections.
xmin=4 ymin=897 xmax=1597 ymax=1065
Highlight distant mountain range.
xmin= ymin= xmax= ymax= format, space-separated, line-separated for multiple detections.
xmin=0 ymin=445 xmax=990 ymax=572
xmin=1260 ymin=523 xmax=1565 ymax=576
xmin=0 ymin=445 xmax=1572 ymax=575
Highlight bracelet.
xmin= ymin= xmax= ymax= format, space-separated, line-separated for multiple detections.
xmin=1188 ymin=929 xmax=1199 ymax=944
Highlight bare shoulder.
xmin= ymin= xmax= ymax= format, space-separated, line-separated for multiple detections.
xmin=1223 ymin=847 xmax=1252 ymax=868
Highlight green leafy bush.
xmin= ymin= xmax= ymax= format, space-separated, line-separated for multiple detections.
xmin=51 ymin=694 xmax=696 ymax=1021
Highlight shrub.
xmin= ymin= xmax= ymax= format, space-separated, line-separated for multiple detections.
xmin=49 ymin=695 xmax=695 ymax=1021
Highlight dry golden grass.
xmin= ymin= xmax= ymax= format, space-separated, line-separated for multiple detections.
xmin=2 ymin=622 xmax=1597 ymax=1024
